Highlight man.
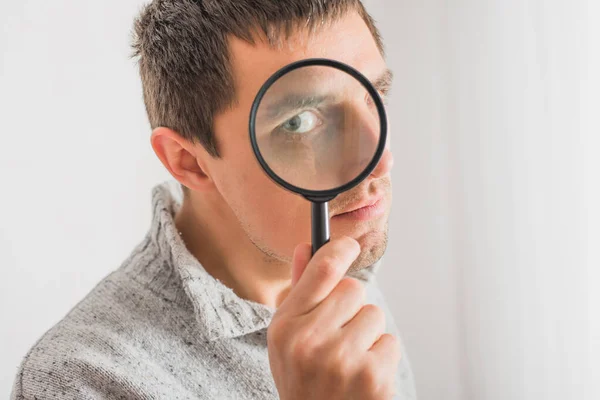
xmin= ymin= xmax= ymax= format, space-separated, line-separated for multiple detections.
xmin=11 ymin=0 xmax=417 ymax=399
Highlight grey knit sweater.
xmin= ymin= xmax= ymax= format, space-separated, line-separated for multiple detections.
xmin=11 ymin=181 xmax=417 ymax=400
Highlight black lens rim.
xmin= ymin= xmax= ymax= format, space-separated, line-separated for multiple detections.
xmin=249 ymin=58 xmax=388 ymax=201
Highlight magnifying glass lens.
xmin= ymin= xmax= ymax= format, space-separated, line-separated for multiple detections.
xmin=253 ymin=65 xmax=382 ymax=192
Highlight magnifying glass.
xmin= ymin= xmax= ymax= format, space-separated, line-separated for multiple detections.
xmin=249 ymin=58 xmax=388 ymax=255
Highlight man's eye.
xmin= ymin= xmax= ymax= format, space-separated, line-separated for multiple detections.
xmin=281 ymin=111 xmax=320 ymax=134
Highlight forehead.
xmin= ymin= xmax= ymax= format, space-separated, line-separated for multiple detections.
xmin=228 ymin=11 xmax=387 ymax=104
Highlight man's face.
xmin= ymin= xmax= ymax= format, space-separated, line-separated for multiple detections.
xmin=207 ymin=11 xmax=393 ymax=271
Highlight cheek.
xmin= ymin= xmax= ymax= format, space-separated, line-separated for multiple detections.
xmin=222 ymin=156 xmax=313 ymax=258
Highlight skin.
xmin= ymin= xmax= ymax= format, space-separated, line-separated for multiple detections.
xmin=151 ymin=11 xmax=394 ymax=309
xmin=152 ymin=11 xmax=401 ymax=399
xmin=268 ymin=237 xmax=401 ymax=399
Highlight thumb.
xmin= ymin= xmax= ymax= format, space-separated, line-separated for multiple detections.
xmin=291 ymin=243 xmax=313 ymax=288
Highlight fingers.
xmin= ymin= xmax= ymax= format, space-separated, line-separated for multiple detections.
xmin=291 ymin=242 xmax=313 ymax=287
xmin=340 ymin=304 xmax=386 ymax=352
xmin=280 ymin=236 xmax=360 ymax=316
xmin=364 ymin=333 xmax=401 ymax=398
xmin=310 ymin=277 xmax=366 ymax=329
xmin=369 ymin=333 xmax=401 ymax=374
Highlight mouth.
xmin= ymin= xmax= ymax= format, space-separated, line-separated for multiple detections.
xmin=332 ymin=194 xmax=386 ymax=221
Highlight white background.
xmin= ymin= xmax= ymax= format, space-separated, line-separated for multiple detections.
xmin=1 ymin=1 xmax=598 ymax=399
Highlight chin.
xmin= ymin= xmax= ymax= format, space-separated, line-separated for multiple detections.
xmin=347 ymin=223 xmax=389 ymax=273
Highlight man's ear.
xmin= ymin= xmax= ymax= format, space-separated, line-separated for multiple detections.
xmin=150 ymin=127 xmax=213 ymax=192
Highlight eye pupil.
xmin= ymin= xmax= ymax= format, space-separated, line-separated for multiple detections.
xmin=286 ymin=116 xmax=302 ymax=131
xmin=280 ymin=111 xmax=319 ymax=134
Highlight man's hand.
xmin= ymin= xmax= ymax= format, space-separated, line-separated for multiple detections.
xmin=267 ymin=237 xmax=401 ymax=400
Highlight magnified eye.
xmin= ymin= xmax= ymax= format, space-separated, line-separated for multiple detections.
xmin=281 ymin=111 xmax=320 ymax=134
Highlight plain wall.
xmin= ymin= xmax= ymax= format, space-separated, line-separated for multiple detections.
xmin=444 ymin=1 xmax=592 ymax=399
xmin=1 ymin=1 xmax=597 ymax=399
xmin=0 ymin=0 xmax=172 ymax=393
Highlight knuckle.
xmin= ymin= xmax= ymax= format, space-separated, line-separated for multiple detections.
xmin=333 ymin=278 xmax=366 ymax=313
xmin=374 ymin=334 xmax=402 ymax=366
xmin=356 ymin=362 xmax=380 ymax=393
xmin=338 ymin=277 xmax=365 ymax=298
xmin=315 ymin=255 xmax=340 ymax=280
xmin=340 ymin=236 xmax=360 ymax=254
xmin=289 ymin=328 xmax=318 ymax=364
xmin=325 ymin=346 xmax=353 ymax=381
xmin=363 ymin=304 xmax=385 ymax=323
xmin=329 ymin=344 xmax=348 ymax=368
xmin=290 ymin=340 xmax=311 ymax=364
xmin=381 ymin=333 xmax=399 ymax=351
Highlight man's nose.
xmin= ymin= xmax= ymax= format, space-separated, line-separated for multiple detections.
xmin=358 ymin=109 xmax=393 ymax=179
xmin=370 ymin=146 xmax=394 ymax=178
xmin=339 ymin=101 xmax=393 ymax=181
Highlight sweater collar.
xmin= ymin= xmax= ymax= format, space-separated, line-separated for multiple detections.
xmin=146 ymin=180 xmax=379 ymax=341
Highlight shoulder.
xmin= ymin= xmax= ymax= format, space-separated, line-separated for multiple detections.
xmin=11 ymin=265 xmax=193 ymax=399
xmin=10 ymin=270 xmax=125 ymax=398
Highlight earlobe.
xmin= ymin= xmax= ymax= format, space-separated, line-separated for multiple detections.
xmin=150 ymin=127 xmax=212 ymax=191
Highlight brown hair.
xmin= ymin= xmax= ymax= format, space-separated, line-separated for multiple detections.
xmin=132 ymin=0 xmax=384 ymax=192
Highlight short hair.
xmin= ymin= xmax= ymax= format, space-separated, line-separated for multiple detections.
xmin=132 ymin=0 xmax=384 ymax=194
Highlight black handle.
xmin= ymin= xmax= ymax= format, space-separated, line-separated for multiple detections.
xmin=311 ymin=201 xmax=330 ymax=255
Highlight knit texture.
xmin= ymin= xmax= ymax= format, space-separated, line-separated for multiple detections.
xmin=11 ymin=180 xmax=417 ymax=399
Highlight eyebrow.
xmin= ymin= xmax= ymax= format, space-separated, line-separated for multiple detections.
xmin=262 ymin=68 xmax=394 ymax=120
xmin=264 ymin=94 xmax=334 ymax=120
xmin=372 ymin=68 xmax=394 ymax=96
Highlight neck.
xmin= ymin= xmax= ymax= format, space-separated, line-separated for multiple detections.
xmin=174 ymin=192 xmax=292 ymax=309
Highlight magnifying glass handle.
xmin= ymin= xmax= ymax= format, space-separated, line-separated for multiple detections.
xmin=311 ymin=201 xmax=330 ymax=255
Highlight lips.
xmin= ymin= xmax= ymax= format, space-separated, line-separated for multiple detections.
xmin=340 ymin=197 xmax=381 ymax=215
xmin=330 ymin=177 xmax=391 ymax=220
xmin=331 ymin=195 xmax=386 ymax=222
xmin=333 ymin=192 xmax=385 ymax=217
